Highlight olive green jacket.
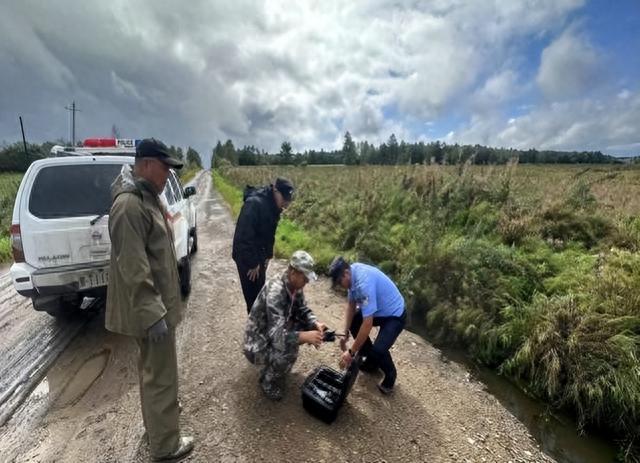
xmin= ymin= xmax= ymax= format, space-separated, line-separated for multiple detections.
xmin=105 ymin=166 xmax=183 ymax=337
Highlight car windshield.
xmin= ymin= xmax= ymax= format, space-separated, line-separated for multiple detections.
xmin=29 ymin=164 xmax=125 ymax=219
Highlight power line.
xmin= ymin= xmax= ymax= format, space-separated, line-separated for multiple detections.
xmin=64 ymin=101 xmax=82 ymax=147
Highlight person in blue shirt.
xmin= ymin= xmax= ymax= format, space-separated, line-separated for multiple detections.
xmin=328 ymin=256 xmax=406 ymax=394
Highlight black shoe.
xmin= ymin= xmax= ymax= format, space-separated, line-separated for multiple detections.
xmin=359 ymin=359 xmax=379 ymax=373
xmin=377 ymin=383 xmax=394 ymax=395
xmin=152 ymin=436 xmax=195 ymax=462
xmin=260 ymin=375 xmax=284 ymax=401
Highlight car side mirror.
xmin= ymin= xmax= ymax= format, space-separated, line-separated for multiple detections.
xmin=184 ymin=186 xmax=196 ymax=198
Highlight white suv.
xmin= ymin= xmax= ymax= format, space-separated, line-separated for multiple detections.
xmin=9 ymin=149 xmax=197 ymax=317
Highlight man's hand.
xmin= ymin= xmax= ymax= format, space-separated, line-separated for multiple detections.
xmin=148 ymin=318 xmax=168 ymax=343
xmin=299 ymin=330 xmax=323 ymax=347
xmin=315 ymin=321 xmax=327 ymax=333
xmin=247 ymin=264 xmax=261 ymax=282
xmin=339 ymin=334 xmax=349 ymax=352
xmin=339 ymin=349 xmax=353 ymax=369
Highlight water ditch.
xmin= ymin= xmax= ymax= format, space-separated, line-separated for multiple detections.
xmin=406 ymin=324 xmax=619 ymax=463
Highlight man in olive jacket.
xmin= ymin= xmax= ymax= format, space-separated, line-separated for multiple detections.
xmin=106 ymin=138 xmax=194 ymax=462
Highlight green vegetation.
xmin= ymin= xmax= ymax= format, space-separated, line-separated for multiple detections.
xmin=212 ymin=170 xmax=339 ymax=269
xmin=178 ymin=166 xmax=200 ymax=184
xmin=0 ymin=173 xmax=23 ymax=261
xmin=0 ymin=142 xmax=49 ymax=172
xmin=215 ymin=163 xmax=640 ymax=458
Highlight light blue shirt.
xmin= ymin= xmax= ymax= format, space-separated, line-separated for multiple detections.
xmin=348 ymin=263 xmax=404 ymax=318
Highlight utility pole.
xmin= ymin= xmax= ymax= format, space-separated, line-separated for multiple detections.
xmin=19 ymin=116 xmax=28 ymax=157
xmin=64 ymin=101 xmax=81 ymax=147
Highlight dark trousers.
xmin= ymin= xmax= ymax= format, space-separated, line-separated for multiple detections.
xmin=349 ymin=309 xmax=406 ymax=388
xmin=236 ymin=261 xmax=266 ymax=313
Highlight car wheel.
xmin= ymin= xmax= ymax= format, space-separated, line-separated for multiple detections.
xmin=179 ymin=256 xmax=191 ymax=297
xmin=45 ymin=306 xmax=68 ymax=318
xmin=190 ymin=228 xmax=198 ymax=255
xmin=33 ymin=295 xmax=79 ymax=318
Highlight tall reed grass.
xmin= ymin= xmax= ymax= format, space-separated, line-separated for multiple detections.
xmin=216 ymin=163 xmax=640 ymax=458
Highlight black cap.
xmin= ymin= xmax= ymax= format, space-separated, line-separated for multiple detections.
xmin=328 ymin=256 xmax=349 ymax=285
xmin=275 ymin=177 xmax=295 ymax=201
xmin=136 ymin=138 xmax=184 ymax=169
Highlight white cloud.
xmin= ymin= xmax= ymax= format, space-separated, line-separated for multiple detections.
xmin=470 ymin=70 xmax=521 ymax=114
xmin=618 ymin=89 xmax=631 ymax=100
xmin=537 ymin=28 xmax=602 ymax=100
xmin=454 ymin=91 xmax=640 ymax=155
xmin=5 ymin=0 xmax=638 ymax=160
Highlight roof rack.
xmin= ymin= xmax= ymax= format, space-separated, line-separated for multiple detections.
xmin=49 ymin=145 xmax=136 ymax=157
xmin=49 ymin=138 xmax=141 ymax=157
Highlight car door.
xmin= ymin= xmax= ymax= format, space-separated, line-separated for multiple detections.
xmin=162 ymin=171 xmax=189 ymax=260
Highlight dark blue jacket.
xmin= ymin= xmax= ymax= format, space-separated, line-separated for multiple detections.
xmin=232 ymin=185 xmax=281 ymax=268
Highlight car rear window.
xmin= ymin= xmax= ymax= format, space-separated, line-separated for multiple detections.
xmin=29 ymin=164 xmax=125 ymax=219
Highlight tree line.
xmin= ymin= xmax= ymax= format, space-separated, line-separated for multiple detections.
xmin=214 ymin=132 xmax=624 ymax=167
xmin=0 ymin=141 xmax=203 ymax=172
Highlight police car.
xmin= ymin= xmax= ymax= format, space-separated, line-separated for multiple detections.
xmin=9 ymin=138 xmax=198 ymax=317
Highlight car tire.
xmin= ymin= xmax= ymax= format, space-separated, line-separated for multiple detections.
xmin=33 ymin=295 xmax=78 ymax=319
xmin=190 ymin=227 xmax=198 ymax=255
xmin=45 ymin=306 xmax=68 ymax=318
xmin=179 ymin=256 xmax=191 ymax=298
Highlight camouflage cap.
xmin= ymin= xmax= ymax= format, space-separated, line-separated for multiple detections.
xmin=290 ymin=250 xmax=317 ymax=281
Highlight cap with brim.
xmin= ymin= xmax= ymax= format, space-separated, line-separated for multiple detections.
xmin=290 ymin=250 xmax=317 ymax=281
xmin=275 ymin=177 xmax=295 ymax=201
xmin=136 ymin=138 xmax=184 ymax=169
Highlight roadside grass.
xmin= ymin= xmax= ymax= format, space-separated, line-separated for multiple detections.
xmin=179 ymin=166 xmax=200 ymax=184
xmin=214 ymin=163 xmax=640 ymax=457
xmin=0 ymin=236 xmax=11 ymax=262
xmin=0 ymin=173 xmax=23 ymax=263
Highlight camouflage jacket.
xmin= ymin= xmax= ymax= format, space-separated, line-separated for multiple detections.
xmin=244 ymin=272 xmax=317 ymax=358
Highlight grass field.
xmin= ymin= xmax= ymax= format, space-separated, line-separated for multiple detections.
xmin=215 ymin=163 xmax=640 ymax=459
xmin=0 ymin=173 xmax=23 ymax=262
xmin=178 ymin=166 xmax=200 ymax=184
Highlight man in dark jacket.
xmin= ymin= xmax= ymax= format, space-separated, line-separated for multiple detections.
xmin=232 ymin=177 xmax=294 ymax=312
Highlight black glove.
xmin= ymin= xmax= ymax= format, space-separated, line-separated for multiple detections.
xmin=148 ymin=318 xmax=168 ymax=343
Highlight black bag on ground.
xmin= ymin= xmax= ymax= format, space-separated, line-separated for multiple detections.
xmin=301 ymin=355 xmax=361 ymax=423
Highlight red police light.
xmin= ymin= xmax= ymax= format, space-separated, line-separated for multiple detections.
xmin=83 ymin=138 xmax=117 ymax=147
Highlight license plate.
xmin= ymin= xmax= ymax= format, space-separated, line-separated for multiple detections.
xmin=78 ymin=271 xmax=109 ymax=290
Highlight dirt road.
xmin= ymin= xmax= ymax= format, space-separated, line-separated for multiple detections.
xmin=0 ymin=173 xmax=553 ymax=462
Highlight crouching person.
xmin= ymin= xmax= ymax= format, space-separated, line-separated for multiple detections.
xmin=244 ymin=250 xmax=326 ymax=400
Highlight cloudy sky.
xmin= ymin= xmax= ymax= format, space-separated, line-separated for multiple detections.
xmin=1 ymin=0 xmax=639 ymax=164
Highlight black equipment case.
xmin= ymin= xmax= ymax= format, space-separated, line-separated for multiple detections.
xmin=301 ymin=355 xmax=360 ymax=423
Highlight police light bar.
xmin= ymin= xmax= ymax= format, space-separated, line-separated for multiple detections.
xmin=83 ymin=138 xmax=117 ymax=147
xmin=83 ymin=138 xmax=142 ymax=148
